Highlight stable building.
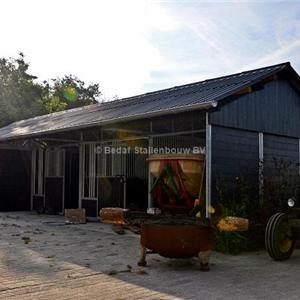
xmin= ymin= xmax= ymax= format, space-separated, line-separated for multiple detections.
xmin=0 ymin=62 xmax=300 ymax=217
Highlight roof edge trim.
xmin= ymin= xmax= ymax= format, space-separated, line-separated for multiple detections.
xmin=0 ymin=101 xmax=217 ymax=142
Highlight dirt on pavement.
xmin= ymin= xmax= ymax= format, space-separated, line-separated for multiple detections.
xmin=0 ymin=212 xmax=300 ymax=300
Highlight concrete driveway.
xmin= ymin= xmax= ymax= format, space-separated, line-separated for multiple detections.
xmin=0 ymin=212 xmax=299 ymax=300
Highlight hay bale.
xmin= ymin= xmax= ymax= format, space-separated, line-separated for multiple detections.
xmin=217 ymin=217 xmax=249 ymax=232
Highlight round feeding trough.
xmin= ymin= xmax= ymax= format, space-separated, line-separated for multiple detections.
xmin=138 ymin=222 xmax=214 ymax=271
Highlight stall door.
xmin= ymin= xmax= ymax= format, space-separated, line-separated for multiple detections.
xmin=44 ymin=148 xmax=64 ymax=213
xmin=45 ymin=177 xmax=63 ymax=213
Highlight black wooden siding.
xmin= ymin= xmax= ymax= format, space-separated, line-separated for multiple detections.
xmin=210 ymin=79 xmax=300 ymax=138
xmin=211 ymin=126 xmax=259 ymax=203
xmin=264 ymin=134 xmax=299 ymax=181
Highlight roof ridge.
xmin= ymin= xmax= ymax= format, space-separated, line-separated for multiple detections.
xmin=98 ymin=61 xmax=290 ymax=103
xmin=88 ymin=61 xmax=290 ymax=110
xmin=84 ymin=62 xmax=290 ymax=110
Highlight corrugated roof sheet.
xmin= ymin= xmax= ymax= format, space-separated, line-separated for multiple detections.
xmin=0 ymin=62 xmax=291 ymax=141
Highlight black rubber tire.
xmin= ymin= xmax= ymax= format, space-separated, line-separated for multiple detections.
xmin=265 ymin=212 xmax=295 ymax=261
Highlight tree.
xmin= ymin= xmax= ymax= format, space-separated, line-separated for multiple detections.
xmin=42 ymin=75 xmax=101 ymax=112
xmin=0 ymin=53 xmax=45 ymax=127
xmin=0 ymin=53 xmax=102 ymax=127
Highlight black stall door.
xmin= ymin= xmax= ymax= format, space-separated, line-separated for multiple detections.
xmin=0 ymin=149 xmax=31 ymax=211
xmin=45 ymin=177 xmax=63 ymax=214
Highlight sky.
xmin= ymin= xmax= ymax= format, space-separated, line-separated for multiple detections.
xmin=1 ymin=0 xmax=300 ymax=100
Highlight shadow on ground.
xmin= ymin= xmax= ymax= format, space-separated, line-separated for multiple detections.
xmin=1 ymin=212 xmax=300 ymax=300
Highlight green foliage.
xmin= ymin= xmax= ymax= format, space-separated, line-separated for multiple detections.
xmin=215 ymin=223 xmax=264 ymax=254
xmin=42 ymin=75 xmax=101 ymax=112
xmin=263 ymin=158 xmax=300 ymax=218
xmin=215 ymin=174 xmax=264 ymax=254
xmin=43 ymin=95 xmax=67 ymax=113
xmin=0 ymin=53 xmax=102 ymax=127
xmin=245 ymin=223 xmax=265 ymax=251
xmin=0 ymin=53 xmax=45 ymax=127
xmin=214 ymin=158 xmax=300 ymax=254
xmin=216 ymin=174 xmax=260 ymax=221
xmin=215 ymin=232 xmax=247 ymax=254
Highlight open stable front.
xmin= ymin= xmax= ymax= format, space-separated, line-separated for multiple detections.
xmin=79 ymin=112 xmax=207 ymax=217
xmin=27 ymin=111 xmax=207 ymax=217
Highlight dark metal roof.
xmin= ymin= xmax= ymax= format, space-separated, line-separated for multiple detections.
xmin=0 ymin=62 xmax=292 ymax=141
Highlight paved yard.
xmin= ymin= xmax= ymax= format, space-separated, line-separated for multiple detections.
xmin=0 ymin=212 xmax=300 ymax=300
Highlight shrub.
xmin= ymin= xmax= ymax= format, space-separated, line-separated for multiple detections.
xmin=214 ymin=174 xmax=263 ymax=254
